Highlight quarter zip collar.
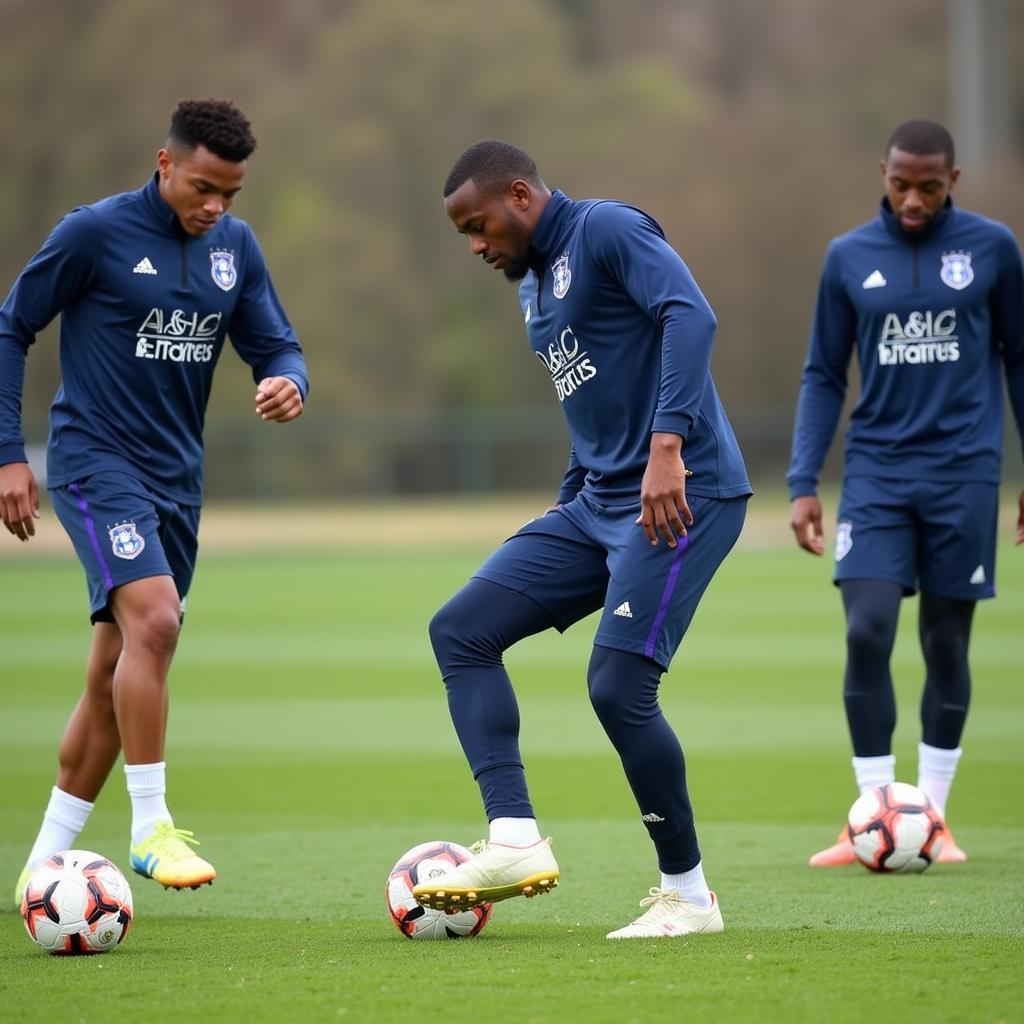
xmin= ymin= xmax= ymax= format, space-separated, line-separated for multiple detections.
xmin=879 ymin=194 xmax=954 ymax=242
xmin=142 ymin=172 xmax=189 ymax=237
xmin=529 ymin=190 xmax=574 ymax=270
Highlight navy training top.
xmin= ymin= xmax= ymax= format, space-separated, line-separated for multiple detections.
xmin=788 ymin=197 xmax=1024 ymax=499
xmin=518 ymin=191 xmax=750 ymax=505
xmin=0 ymin=174 xmax=309 ymax=504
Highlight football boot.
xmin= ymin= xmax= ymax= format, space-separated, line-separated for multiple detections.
xmin=129 ymin=822 xmax=216 ymax=889
xmin=808 ymin=828 xmax=857 ymax=867
xmin=412 ymin=837 xmax=558 ymax=911
xmin=606 ymin=888 xmax=724 ymax=939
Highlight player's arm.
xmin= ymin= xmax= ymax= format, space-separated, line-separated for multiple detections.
xmin=582 ymin=203 xmax=711 ymax=546
xmin=0 ymin=209 xmax=97 ymax=540
xmin=787 ymin=242 xmax=856 ymax=555
xmin=991 ymin=229 xmax=1024 ymax=545
xmin=228 ymin=228 xmax=309 ymax=423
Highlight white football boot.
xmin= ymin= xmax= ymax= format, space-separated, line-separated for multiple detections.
xmin=412 ymin=837 xmax=559 ymax=911
xmin=606 ymin=887 xmax=724 ymax=939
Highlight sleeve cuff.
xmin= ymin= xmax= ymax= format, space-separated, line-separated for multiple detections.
xmin=0 ymin=443 xmax=28 ymax=467
xmin=787 ymin=478 xmax=818 ymax=501
xmin=650 ymin=414 xmax=691 ymax=438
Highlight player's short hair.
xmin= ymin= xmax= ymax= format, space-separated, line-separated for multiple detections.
xmin=443 ymin=140 xmax=543 ymax=198
xmin=168 ymin=98 xmax=257 ymax=163
xmin=886 ymin=120 xmax=955 ymax=169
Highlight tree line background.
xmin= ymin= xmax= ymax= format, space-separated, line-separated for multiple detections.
xmin=3 ymin=0 xmax=1022 ymax=497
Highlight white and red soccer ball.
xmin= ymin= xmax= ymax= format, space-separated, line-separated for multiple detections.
xmin=386 ymin=841 xmax=491 ymax=939
xmin=847 ymin=783 xmax=946 ymax=873
xmin=21 ymin=850 xmax=133 ymax=955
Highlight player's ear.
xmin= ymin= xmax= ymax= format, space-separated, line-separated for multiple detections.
xmin=509 ymin=179 xmax=532 ymax=211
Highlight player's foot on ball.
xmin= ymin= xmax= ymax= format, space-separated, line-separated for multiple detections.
xmin=606 ymin=888 xmax=724 ymax=939
xmin=129 ymin=822 xmax=216 ymax=890
xmin=411 ymin=837 xmax=558 ymax=911
xmin=808 ymin=828 xmax=856 ymax=867
xmin=13 ymin=863 xmax=35 ymax=910
xmin=936 ymin=825 xmax=967 ymax=863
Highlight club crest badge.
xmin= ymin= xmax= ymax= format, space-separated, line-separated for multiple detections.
xmin=552 ymin=253 xmax=572 ymax=299
xmin=109 ymin=522 xmax=145 ymax=560
xmin=210 ymin=250 xmax=237 ymax=292
xmin=940 ymin=251 xmax=973 ymax=291
xmin=834 ymin=521 xmax=853 ymax=562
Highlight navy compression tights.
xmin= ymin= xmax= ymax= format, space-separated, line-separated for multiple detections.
xmin=429 ymin=577 xmax=700 ymax=873
xmin=839 ymin=580 xmax=975 ymax=756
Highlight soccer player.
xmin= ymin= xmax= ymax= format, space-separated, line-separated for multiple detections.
xmin=788 ymin=119 xmax=1024 ymax=866
xmin=2 ymin=98 xmax=308 ymax=903
xmin=412 ymin=141 xmax=751 ymax=938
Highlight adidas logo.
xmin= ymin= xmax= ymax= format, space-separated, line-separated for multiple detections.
xmin=132 ymin=257 xmax=158 ymax=275
xmin=862 ymin=269 xmax=886 ymax=289
xmin=613 ymin=601 xmax=633 ymax=618
xmin=969 ymin=564 xmax=986 ymax=585
xmin=641 ymin=812 xmax=665 ymax=823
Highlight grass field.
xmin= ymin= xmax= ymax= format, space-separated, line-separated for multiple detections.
xmin=1 ymin=500 xmax=1022 ymax=1023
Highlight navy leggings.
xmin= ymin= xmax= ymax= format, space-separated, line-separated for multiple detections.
xmin=429 ymin=577 xmax=700 ymax=873
xmin=839 ymin=579 xmax=974 ymax=755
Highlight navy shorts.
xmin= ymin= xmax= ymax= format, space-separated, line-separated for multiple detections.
xmin=834 ymin=476 xmax=998 ymax=600
xmin=474 ymin=491 xmax=748 ymax=670
xmin=49 ymin=471 xmax=201 ymax=624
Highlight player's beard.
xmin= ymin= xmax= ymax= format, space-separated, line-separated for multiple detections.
xmin=501 ymin=217 xmax=533 ymax=282
xmin=898 ymin=216 xmax=931 ymax=235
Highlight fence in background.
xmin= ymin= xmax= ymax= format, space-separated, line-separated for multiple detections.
xmin=23 ymin=405 xmax=842 ymax=499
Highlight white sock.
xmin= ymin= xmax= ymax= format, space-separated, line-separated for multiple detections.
xmin=852 ymin=754 xmax=896 ymax=794
xmin=917 ymin=742 xmax=962 ymax=818
xmin=488 ymin=817 xmax=542 ymax=846
xmin=25 ymin=787 xmax=94 ymax=868
xmin=661 ymin=861 xmax=712 ymax=908
xmin=125 ymin=762 xmax=172 ymax=844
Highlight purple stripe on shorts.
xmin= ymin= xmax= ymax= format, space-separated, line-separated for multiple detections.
xmin=68 ymin=483 xmax=115 ymax=592
xmin=644 ymin=534 xmax=691 ymax=660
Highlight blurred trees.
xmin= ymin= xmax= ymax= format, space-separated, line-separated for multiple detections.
xmin=2 ymin=0 xmax=1021 ymax=494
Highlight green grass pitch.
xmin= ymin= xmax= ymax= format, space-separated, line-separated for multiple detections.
xmin=1 ymin=515 xmax=1021 ymax=1022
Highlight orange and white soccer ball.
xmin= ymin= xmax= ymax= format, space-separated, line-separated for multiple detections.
xmin=21 ymin=850 xmax=133 ymax=954
xmin=847 ymin=783 xmax=945 ymax=873
xmin=386 ymin=841 xmax=491 ymax=939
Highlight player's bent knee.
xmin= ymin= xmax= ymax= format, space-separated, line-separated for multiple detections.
xmin=125 ymin=604 xmax=182 ymax=662
xmin=587 ymin=647 xmax=660 ymax=727
xmin=429 ymin=599 xmax=500 ymax=669
xmin=428 ymin=599 xmax=467 ymax=663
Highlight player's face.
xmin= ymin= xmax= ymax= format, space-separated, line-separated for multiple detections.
xmin=445 ymin=179 xmax=534 ymax=281
xmin=157 ymin=144 xmax=246 ymax=236
xmin=881 ymin=147 xmax=960 ymax=234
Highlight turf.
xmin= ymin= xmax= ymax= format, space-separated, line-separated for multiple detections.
xmin=1 ymin=516 xmax=1021 ymax=1023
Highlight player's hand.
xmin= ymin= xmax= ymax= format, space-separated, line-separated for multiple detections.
xmin=636 ymin=432 xmax=692 ymax=549
xmin=1016 ymin=486 xmax=1024 ymax=546
xmin=255 ymin=377 xmax=303 ymax=423
xmin=0 ymin=461 xmax=40 ymax=542
xmin=790 ymin=495 xmax=825 ymax=555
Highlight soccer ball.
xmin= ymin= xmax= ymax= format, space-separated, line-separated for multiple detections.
xmin=386 ymin=841 xmax=491 ymax=939
xmin=847 ymin=783 xmax=945 ymax=873
xmin=21 ymin=850 xmax=133 ymax=955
